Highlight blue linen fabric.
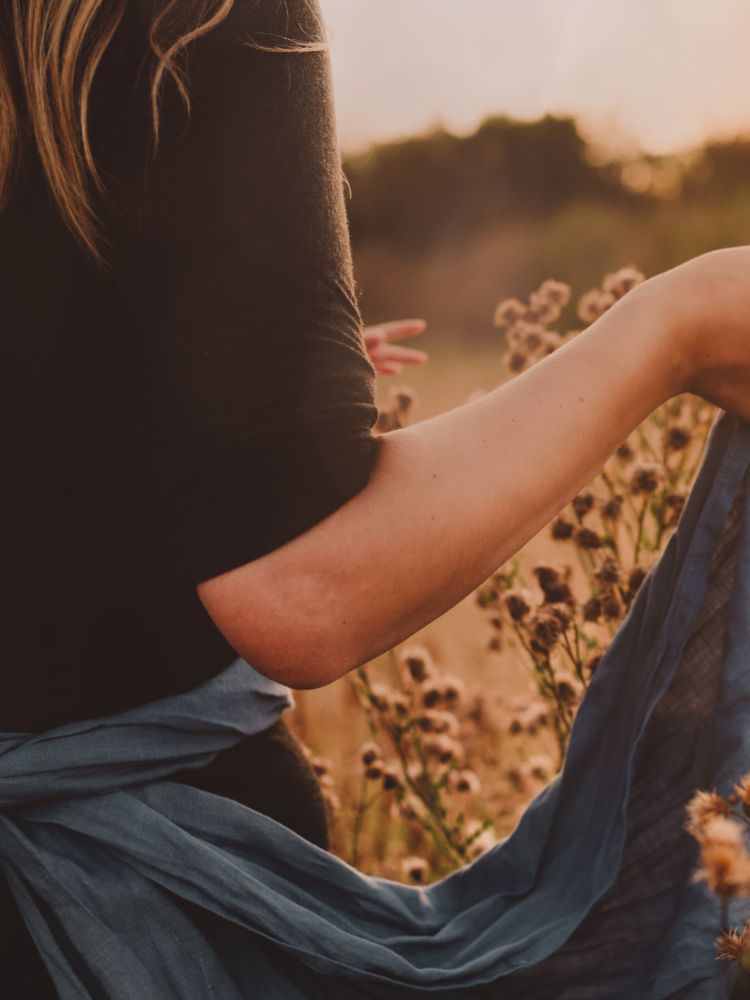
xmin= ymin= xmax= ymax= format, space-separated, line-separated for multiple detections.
xmin=2 ymin=410 xmax=750 ymax=1000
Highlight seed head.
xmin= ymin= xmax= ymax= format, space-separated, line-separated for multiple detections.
xmin=686 ymin=790 xmax=733 ymax=838
xmin=360 ymin=741 xmax=382 ymax=767
xmin=527 ymin=754 xmax=555 ymax=782
xmin=735 ymin=774 xmax=750 ymax=812
xmin=451 ymin=769 xmax=481 ymax=795
xmin=665 ymin=492 xmax=686 ymax=526
xmin=715 ymin=928 xmax=747 ymax=963
xmin=442 ymin=675 xmax=464 ymax=705
xmin=693 ymin=817 xmax=750 ymax=900
xmin=368 ymin=684 xmax=393 ymax=712
xmin=537 ymin=278 xmax=572 ymax=307
xmin=616 ymin=441 xmax=636 ymax=463
xmin=401 ymin=855 xmax=430 ymax=884
xmin=572 ymin=492 xmax=595 ymax=520
xmin=520 ymin=322 xmax=545 ymax=352
xmin=601 ymin=591 xmax=621 ymax=621
xmin=533 ymin=565 xmax=574 ymax=605
xmin=555 ymin=671 xmax=581 ymax=705
xmin=630 ymin=463 xmax=664 ymax=496
xmin=504 ymin=588 xmax=533 ymax=621
xmin=601 ymin=494 xmax=624 ymax=521
xmin=400 ymin=645 xmax=435 ymax=683
xmin=574 ymin=526 xmax=603 ymax=550
xmin=416 ymin=710 xmax=459 ymax=737
xmin=602 ymin=266 xmax=645 ymax=300
xmin=583 ymin=597 xmax=602 ymax=623
xmin=578 ymin=289 xmax=616 ymax=324
xmin=595 ymin=556 xmax=622 ymax=587
xmin=628 ymin=565 xmax=647 ymax=595
xmin=586 ymin=654 xmax=602 ymax=677
xmin=494 ymin=298 xmax=527 ymax=328
xmin=423 ymin=734 xmax=463 ymax=764
xmin=542 ymin=331 xmax=563 ymax=355
xmin=527 ymin=609 xmax=562 ymax=654
xmin=507 ymin=351 xmax=527 ymax=374
xmin=551 ymin=517 xmax=575 ymax=541
xmin=664 ymin=425 xmax=691 ymax=452
xmin=382 ymin=764 xmax=403 ymax=791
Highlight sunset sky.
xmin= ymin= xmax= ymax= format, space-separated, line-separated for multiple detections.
xmin=320 ymin=0 xmax=750 ymax=157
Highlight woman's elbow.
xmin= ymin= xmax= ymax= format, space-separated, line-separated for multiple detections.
xmin=196 ymin=570 xmax=355 ymax=691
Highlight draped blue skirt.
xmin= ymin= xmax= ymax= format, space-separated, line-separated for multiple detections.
xmin=2 ymin=409 xmax=750 ymax=1000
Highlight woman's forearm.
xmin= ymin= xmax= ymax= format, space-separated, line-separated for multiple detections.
xmin=197 ymin=275 xmax=689 ymax=689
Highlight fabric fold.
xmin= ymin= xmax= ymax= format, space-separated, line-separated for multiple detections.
xmin=2 ymin=411 xmax=750 ymax=999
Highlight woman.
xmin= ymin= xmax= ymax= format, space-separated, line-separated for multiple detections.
xmin=2 ymin=0 xmax=750 ymax=997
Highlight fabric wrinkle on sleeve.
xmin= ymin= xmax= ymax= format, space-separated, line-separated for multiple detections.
xmin=115 ymin=0 xmax=380 ymax=587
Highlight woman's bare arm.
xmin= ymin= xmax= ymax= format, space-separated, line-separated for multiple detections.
xmin=196 ymin=249 xmax=750 ymax=689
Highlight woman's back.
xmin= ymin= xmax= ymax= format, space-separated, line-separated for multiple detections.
xmin=0 ymin=0 xmax=379 ymax=734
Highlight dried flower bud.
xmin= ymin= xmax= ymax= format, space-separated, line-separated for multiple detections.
xmin=421 ymin=682 xmax=444 ymax=709
xmin=574 ymin=527 xmax=603 ymax=550
xmin=504 ymin=589 xmax=532 ymax=621
xmin=527 ymin=609 xmax=562 ymax=654
xmin=519 ymin=322 xmax=546 ymax=352
xmin=602 ymin=266 xmax=645 ymax=300
xmin=583 ymin=597 xmax=602 ymax=623
xmin=715 ymin=928 xmax=747 ymax=963
xmin=451 ymin=769 xmax=481 ymax=795
xmin=537 ymin=279 xmax=572 ymax=308
xmin=401 ymin=855 xmax=430 ymax=884
xmin=465 ymin=820 xmax=496 ymax=859
xmin=578 ymin=289 xmax=616 ymax=324
xmin=392 ymin=386 xmax=417 ymax=415
xmin=572 ymin=492 xmax=595 ymax=520
xmin=443 ymin=676 xmax=464 ymax=705
xmin=527 ymin=754 xmax=554 ymax=782
xmin=628 ymin=565 xmax=647 ymax=595
xmin=735 ymin=774 xmax=750 ymax=812
xmin=551 ymin=517 xmax=575 ymax=541
xmin=416 ymin=710 xmax=459 ymax=737
xmin=398 ymin=794 xmax=423 ymax=821
xmin=601 ymin=591 xmax=621 ymax=621
xmin=692 ymin=817 xmax=750 ymax=900
xmin=533 ymin=565 xmax=574 ymax=604
xmin=507 ymin=351 xmax=527 ymax=374
xmin=630 ymin=463 xmax=664 ymax=496
xmin=494 ymin=298 xmax=527 ymax=328
xmin=542 ymin=331 xmax=563 ymax=355
xmin=360 ymin=742 xmax=382 ymax=767
xmin=368 ymin=684 xmax=393 ymax=712
xmin=595 ymin=556 xmax=622 ymax=587
xmin=555 ymin=672 xmax=581 ymax=705
xmin=423 ymin=734 xmax=463 ymax=764
xmin=686 ymin=789 xmax=733 ymax=838
xmin=616 ymin=441 xmax=635 ymax=463
xmin=526 ymin=296 xmax=562 ymax=326
xmin=601 ymin=494 xmax=624 ymax=521
xmin=664 ymin=492 xmax=687 ymax=526
xmin=365 ymin=762 xmax=384 ymax=781
xmin=664 ymin=425 xmax=691 ymax=451
xmin=586 ymin=654 xmax=602 ymax=677
xmin=400 ymin=645 xmax=436 ymax=683
xmin=382 ymin=764 xmax=402 ymax=791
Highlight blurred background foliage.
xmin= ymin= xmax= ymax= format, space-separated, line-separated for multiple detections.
xmin=346 ymin=113 xmax=750 ymax=355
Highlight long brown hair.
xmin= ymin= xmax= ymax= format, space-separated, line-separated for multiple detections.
xmin=0 ymin=0 xmax=237 ymax=265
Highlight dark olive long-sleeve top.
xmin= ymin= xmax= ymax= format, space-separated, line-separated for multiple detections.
xmin=0 ymin=0 xmax=379 ymax=732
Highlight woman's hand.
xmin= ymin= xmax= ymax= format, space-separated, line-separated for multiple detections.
xmin=363 ymin=319 xmax=429 ymax=376
xmin=650 ymin=247 xmax=750 ymax=423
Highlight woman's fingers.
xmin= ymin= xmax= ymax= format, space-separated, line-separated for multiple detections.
xmin=363 ymin=318 xmax=427 ymax=347
xmin=363 ymin=319 xmax=428 ymax=375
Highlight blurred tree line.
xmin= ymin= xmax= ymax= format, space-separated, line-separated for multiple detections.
xmin=345 ymin=115 xmax=750 ymax=345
